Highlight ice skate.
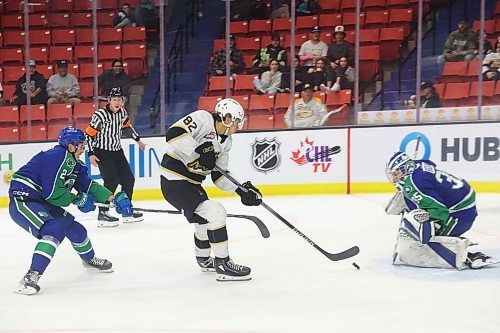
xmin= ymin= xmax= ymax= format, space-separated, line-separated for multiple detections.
xmin=122 ymin=211 xmax=144 ymax=223
xmin=15 ymin=269 xmax=41 ymax=295
xmin=196 ymin=256 xmax=215 ymax=272
xmin=97 ymin=211 xmax=120 ymax=228
xmin=467 ymin=252 xmax=499 ymax=269
xmin=82 ymin=257 xmax=114 ymax=273
xmin=214 ymin=256 xmax=251 ymax=281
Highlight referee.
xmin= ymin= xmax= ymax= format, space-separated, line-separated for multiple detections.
xmin=85 ymin=86 xmax=146 ymax=227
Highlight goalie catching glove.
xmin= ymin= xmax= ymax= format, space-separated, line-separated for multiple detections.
xmin=236 ymin=181 xmax=262 ymax=206
xmin=112 ymin=191 xmax=133 ymax=217
xmin=73 ymin=192 xmax=96 ymax=213
xmin=195 ymin=142 xmax=216 ymax=170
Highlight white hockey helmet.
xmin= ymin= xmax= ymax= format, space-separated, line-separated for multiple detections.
xmin=385 ymin=151 xmax=416 ymax=183
xmin=215 ymin=98 xmax=245 ymax=130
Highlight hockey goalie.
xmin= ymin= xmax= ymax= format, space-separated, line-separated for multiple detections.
xmin=385 ymin=151 xmax=497 ymax=270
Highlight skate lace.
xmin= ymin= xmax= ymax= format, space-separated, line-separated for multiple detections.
xmin=26 ymin=270 xmax=40 ymax=283
xmin=227 ymin=259 xmax=244 ymax=271
xmin=89 ymin=257 xmax=106 ymax=266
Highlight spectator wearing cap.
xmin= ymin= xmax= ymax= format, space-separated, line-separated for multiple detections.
xmin=98 ymin=59 xmax=132 ymax=98
xmin=248 ymin=33 xmax=287 ymax=75
xmin=437 ymin=18 xmax=477 ymax=73
xmin=210 ymin=36 xmax=245 ymax=77
xmin=11 ymin=60 xmax=48 ymax=107
xmin=406 ymin=81 xmax=441 ymax=109
xmin=296 ymin=0 xmax=321 ymax=16
xmin=47 ymin=60 xmax=81 ymax=105
xmin=299 ymin=26 xmax=328 ymax=67
xmin=327 ymin=25 xmax=355 ymax=68
xmin=113 ymin=3 xmax=137 ymax=28
xmin=284 ymin=84 xmax=329 ymax=128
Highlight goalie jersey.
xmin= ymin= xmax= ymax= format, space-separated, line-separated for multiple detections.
xmin=9 ymin=145 xmax=111 ymax=206
xmin=160 ymin=110 xmax=238 ymax=193
xmin=399 ymin=159 xmax=476 ymax=235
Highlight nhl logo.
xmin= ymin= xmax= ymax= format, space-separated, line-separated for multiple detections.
xmin=251 ymin=138 xmax=281 ymax=173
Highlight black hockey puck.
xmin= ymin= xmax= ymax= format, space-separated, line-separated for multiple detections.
xmin=352 ymin=262 xmax=360 ymax=270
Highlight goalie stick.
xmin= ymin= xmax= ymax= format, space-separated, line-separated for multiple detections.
xmin=214 ymin=165 xmax=359 ymax=262
xmin=94 ymin=203 xmax=270 ymax=238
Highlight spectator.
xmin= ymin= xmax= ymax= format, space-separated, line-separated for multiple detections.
xmin=284 ymin=84 xmax=329 ymax=127
xmin=299 ymin=26 xmax=328 ymax=67
xmin=253 ymin=59 xmax=282 ymax=95
xmin=135 ymin=0 xmax=159 ymax=29
xmin=271 ymin=0 xmax=290 ymax=18
xmin=305 ymin=57 xmax=327 ymax=91
xmin=482 ymin=38 xmax=500 ymax=81
xmin=113 ymin=3 xmax=137 ymax=28
xmin=98 ymin=59 xmax=131 ymax=98
xmin=250 ymin=0 xmax=268 ymax=20
xmin=47 ymin=60 xmax=81 ymax=105
xmin=248 ymin=33 xmax=287 ymax=75
xmin=0 ymin=82 xmax=5 ymax=106
xmin=218 ymin=0 xmax=252 ymax=36
xmin=297 ymin=0 xmax=320 ymax=16
xmin=405 ymin=81 xmax=441 ymax=109
xmin=322 ymin=56 xmax=354 ymax=91
xmin=10 ymin=60 xmax=48 ymax=106
xmin=210 ymin=35 xmax=245 ymax=77
xmin=280 ymin=54 xmax=308 ymax=92
xmin=437 ymin=18 xmax=477 ymax=73
xmin=327 ymin=25 xmax=355 ymax=68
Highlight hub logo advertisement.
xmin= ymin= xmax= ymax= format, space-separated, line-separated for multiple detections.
xmin=290 ymin=137 xmax=339 ymax=173
xmin=400 ymin=131 xmax=500 ymax=162
xmin=251 ymin=138 xmax=281 ymax=174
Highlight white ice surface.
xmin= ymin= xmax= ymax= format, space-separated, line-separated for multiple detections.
xmin=1 ymin=194 xmax=499 ymax=333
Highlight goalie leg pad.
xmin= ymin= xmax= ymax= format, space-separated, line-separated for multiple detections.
xmin=394 ymin=230 xmax=471 ymax=269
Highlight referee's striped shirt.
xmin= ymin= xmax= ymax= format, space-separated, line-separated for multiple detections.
xmin=85 ymin=104 xmax=140 ymax=154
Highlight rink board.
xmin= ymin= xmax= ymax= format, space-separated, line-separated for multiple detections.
xmin=0 ymin=122 xmax=499 ymax=206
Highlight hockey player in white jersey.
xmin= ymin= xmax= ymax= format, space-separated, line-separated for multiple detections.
xmin=159 ymin=98 xmax=262 ymax=281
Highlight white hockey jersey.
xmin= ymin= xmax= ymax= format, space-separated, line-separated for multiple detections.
xmin=160 ymin=110 xmax=238 ymax=193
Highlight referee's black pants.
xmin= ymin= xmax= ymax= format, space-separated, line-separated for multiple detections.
xmin=94 ymin=148 xmax=135 ymax=211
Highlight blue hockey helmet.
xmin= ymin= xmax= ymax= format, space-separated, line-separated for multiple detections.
xmin=58 ymin=126 xmax=86 ymax=148
xmin=385 ymin=151 xmax=416 ymax=183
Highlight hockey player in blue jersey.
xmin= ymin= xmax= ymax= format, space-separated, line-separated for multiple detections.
xmin=9 ymin=126 xmax=133 ymax=295
xmin=385 ymin=151 xmax=496 ymax=269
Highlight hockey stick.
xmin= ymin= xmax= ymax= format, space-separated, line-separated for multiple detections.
xmin=95 ymin=203 xmax=270 ymax=238
xmin=214 ymin=165 xmax=360 ymax=261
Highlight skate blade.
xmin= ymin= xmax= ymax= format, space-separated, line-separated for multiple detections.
xmin=83 ymin=266 xmax=114 ymax=273
xmin=216 ymin=274 xmax=252 ymax=282
xmin=200 ymin=267 xmax=216 ymax=272
xmin=15 ymin=285 xmax=39 ymax=295
xmin=97 ymin=221 xmax=120 ymax=228
xmin=122 ymin=217 xmax=144 ymax=223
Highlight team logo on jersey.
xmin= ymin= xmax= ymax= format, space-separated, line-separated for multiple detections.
xmin=66 ymin=158 xmax=76 ymax=168
xmin=37 ymin=211 xmax=48 ymax=218
xmin=251 ymin=138 xmax=281 ymax=173
xmin=405 ymin=186 xmax=412 ymax=194
xmin=204 ymin=132 xmax=216 ymax=140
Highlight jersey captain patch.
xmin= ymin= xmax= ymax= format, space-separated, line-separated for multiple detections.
xmin=251 ymin=138 xmax=281 ymax=174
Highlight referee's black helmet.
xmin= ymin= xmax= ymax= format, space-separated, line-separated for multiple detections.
xmin=109 ymin=87 xmax=123 ymax=98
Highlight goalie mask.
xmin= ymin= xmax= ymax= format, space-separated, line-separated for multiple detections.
xmin=386 ymin=151 xmax=416 ymax=184
xmin=215 ymin=98 xmax=245 ymax=132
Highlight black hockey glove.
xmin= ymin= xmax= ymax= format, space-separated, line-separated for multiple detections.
xmin=195 ymin=141 xmax=216 ymax=170
xmin=236 ymin=181 xmax=262 ymax=206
